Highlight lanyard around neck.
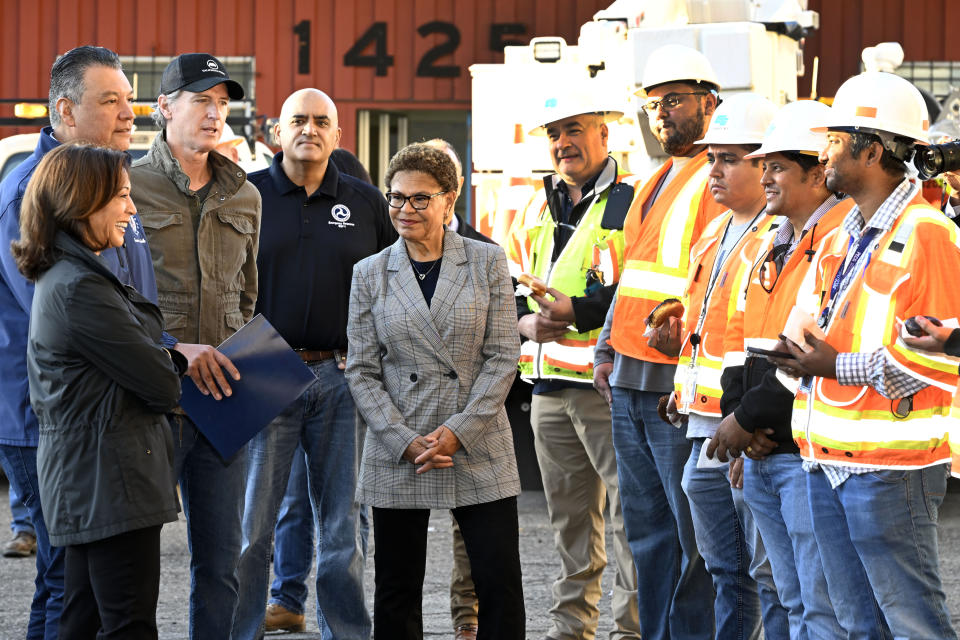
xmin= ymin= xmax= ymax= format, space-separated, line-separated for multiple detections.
xmin=690 ymin=209 xmax=764 ymax=348
xmin=819 ymin=226 xmax=881 ymax=328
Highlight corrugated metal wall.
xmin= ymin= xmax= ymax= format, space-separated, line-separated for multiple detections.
xmin=801 ymin=0 xmax=960 ymax=99
xmin=4 ymin=1 xmax=960 ymax=143
xmin=0 ymin=0 xmax=610 ymax=147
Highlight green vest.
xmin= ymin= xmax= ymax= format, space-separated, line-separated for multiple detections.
xmin=517 ymin=166 xmax=630 ymax=383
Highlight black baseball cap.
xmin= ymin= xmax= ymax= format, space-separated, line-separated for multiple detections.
xmin=160 ymin=53 xmax=245 ymax=99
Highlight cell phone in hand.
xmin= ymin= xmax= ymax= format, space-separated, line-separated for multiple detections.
xmin=904 ymin=315 xmax=943 ymax=337
xmin=746 ymin=346 xmax=797 ymax=360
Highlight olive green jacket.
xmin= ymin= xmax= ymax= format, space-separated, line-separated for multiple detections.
xmin=131 ymin=132 xmax=262 ymax=349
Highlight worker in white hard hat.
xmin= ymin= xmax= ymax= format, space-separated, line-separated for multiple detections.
xmin=505 ymin=88 xmax=643 ymax=640
xmin=767 ymin=72 xmax=960 ymax=638
xmin=593 ymin=43 xmax=726 ymax=640
xmin=645 ymin=92 xmax=786 ymax=639
xmin=708 ymin=99 xmax=871 ymax=639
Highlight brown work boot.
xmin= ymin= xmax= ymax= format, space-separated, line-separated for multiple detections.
xmin=454 ymin=623 xmax=478 ymax=640
xmin=2 ymin=531 xmax=36 ymax=558
xmin=264 ymin=603 xmax=306 ymax=633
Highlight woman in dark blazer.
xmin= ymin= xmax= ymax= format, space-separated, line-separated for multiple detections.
xmin=345 ymin=143 xmax=524 ymax=639
xmin=12 ymin=144 xmax=184 ymax=639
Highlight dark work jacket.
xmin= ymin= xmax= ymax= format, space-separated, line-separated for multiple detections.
xmin=945 ymin=330 xmax=960 ymax=358
xmin=720 ymin=357 xmax=800 ymax=455
xmin=28 ymin=232 xmax=183 ymax=546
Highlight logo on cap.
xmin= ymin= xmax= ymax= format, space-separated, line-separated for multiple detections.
xmin=207 ymin=60 xmax=219 ymax=70
xmin=545 ymin=98 xmax=558 ymax=108
xmin=715 ymin=115 xmax=729 ymax=126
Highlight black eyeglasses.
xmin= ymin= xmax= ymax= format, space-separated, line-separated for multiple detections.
xmin=385 ymin=191 xmax=447 ymax=210
xmin=641 ymin=92 xmax=708 ymax=115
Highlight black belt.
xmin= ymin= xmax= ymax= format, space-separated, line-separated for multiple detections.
xmin=295 ymin=349 xmax=345 ymax=364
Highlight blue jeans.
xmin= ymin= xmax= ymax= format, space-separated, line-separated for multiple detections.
xmin=9 ymin=480 xmax=35 ymax=536
xmin=743 ymin=455 xmax=845 ymax=640
xmin=234 ymin=360 xmax=369 ymax=640
xmin=681 ymin=439 xmax=761 ymax=639
xmin=270 ymin=445 xmax=314 ymax=614
xmin=806 ymin=468 xmax=922 ymax=639
xmin=736 ymin=486 xmax=791 ymax=639
xmin=169 ymin=414 xmax=248 ymax=640
xmin=0 ymin=445 xmax=63 ymax=640
xmin=806 ymin=470 xmax=904 ymax=640
xmin=609 ymin=388 xmax=713 ymax=640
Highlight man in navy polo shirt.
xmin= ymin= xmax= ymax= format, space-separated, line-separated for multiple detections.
xmin=0 ymin=46 xmax=165 ymax=639
xmin=233 ymin=88 xmax=395 ymax=639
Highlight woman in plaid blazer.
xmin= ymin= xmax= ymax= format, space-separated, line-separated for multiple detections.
xmin=346 ymin=144 xmax=524 ymax=639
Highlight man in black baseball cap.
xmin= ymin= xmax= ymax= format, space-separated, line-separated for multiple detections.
xmin=160 ymin=52 xmax=244 ymax=99
xmin=131 ymin=51 xmax=261 ymax=640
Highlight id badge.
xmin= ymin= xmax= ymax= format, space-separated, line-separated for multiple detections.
xmin=679 ymin=363 xmax=699 ymax=415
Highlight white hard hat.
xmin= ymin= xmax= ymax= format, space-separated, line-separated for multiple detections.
xmin=638 ymin=44 xmax=720 ymax=96
xmin=815 ymin=72 xmax=930 ymax=148
xmin=697 ymin=93 xmax=776 ymax=146
xmin=746 ymin=100 xmax=832 ymax=158
xmin=527 ymin=91 xmax=623 ymax=136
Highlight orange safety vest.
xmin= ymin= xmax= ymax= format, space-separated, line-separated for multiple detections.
xmin=674 ymin=210 xmax=774 ymax=417
xmin=722 ymin=199 xmax=853 ymax=370
xmin=610 ymin=151 xmax=726 ymax=363
xmin=792 ymin=197 xmax=960 ymax=469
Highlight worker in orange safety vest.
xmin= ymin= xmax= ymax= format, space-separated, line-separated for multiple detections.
xmin=646 ymin=92 xmax=779 ymax=638
xmin=592 ymin=43 xmax=726 ymax=639
xmin=707 ymin=99 xmax=873 ymax=639
xmin=766 ymin=71 xmax=960 ymax=638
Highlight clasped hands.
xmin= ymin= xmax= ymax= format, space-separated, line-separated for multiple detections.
xmin=403 ymin=425 xmax=462 ymax=475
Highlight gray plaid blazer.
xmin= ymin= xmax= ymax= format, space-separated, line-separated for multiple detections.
xmin=346 ymin=229 xmax=521 ymax=509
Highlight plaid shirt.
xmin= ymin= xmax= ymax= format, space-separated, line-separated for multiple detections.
xmin=804 ymin=180 xmax=926 ymax=488
xmin=776 ymin=193 xmax=845 ymax=264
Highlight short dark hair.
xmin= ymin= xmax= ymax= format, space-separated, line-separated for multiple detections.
xmin=331 ymin=148 xmax=373 ymax=185
xmin=384 ymin=143 xmax=458 ymax=194
xmin=12 ymin=144 xmax=130 ymax=281
xmin=847 ymin=131 xmax=907 ymax=175
xmin=48 ymin=46 xmax=122 ymax=128
xmin=779 ymin=150 xmax=822 ymax=172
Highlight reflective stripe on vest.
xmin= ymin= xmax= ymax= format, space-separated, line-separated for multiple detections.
xmin=674 ymin=211 xmax=774 ymax=417
xmin=795 ymin=200 xmax=960 ymax=468
xmin=721 ymin=200 xmax=852 ymax=378
xmin=611 ymin=150 xmax=725 ymax=364
xmin=515 ymin=164 xmax=635 ymax=383
xmin=951 ymin=392 xmax=960 ymax=477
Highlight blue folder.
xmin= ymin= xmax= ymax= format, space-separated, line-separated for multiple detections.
xmin=179 ymin=314 xmax=317 ymax=460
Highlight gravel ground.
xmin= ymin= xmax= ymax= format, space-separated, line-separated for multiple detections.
xmin=2 ymin=484 xmax=960 ymax=638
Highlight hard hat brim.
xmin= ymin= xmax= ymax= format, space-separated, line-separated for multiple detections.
xmin=811 ymin=123 xmax=930 ymax=146
xmin=743 ymin=145 xmax=821 ymax=159
xmin=527 ymin=110 xmax=624 ymax=136
xmin=635 ymin=80 xmax=719 ymax=98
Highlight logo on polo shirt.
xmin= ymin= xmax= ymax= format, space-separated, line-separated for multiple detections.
xmin=329 ymin=204 xmax=354 ymax=229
